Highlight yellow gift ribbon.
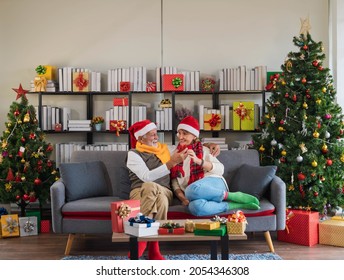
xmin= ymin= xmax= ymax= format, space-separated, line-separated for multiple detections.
xmin=34 ymin=76 xmax=47 ymax=92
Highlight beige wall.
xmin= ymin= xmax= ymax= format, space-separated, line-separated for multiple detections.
xmin=0 ymin=0 xmax=329 ymax=144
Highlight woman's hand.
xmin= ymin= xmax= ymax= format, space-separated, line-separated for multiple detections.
xmin=186 ymin=149 xmax=202 ymax=165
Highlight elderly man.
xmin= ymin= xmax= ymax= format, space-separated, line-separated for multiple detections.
xmin=126 ymin=119 xmax=219 ymax=260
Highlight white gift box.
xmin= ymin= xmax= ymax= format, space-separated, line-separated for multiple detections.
xmin=124 ymin=221 xmax=160 ymax=237
xmin=19 ymin=216 xmax=38 ymax=236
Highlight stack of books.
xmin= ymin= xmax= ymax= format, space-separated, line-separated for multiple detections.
xmin=68 ymin=120 xmax=92 ymax=131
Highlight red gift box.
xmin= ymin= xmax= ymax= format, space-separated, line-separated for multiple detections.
xmin=277 ymin=209 xmax=319 ymax=246
xmin=162 ymin=74 xmax=184 ymax=92
xmin=146 ymin=82 xmax=156 ymax=92
xmin=40 ymin=220 xmax=50 ymax=233
xmin=113 ymin=97 xmax=128 ymax=106
xmin=120 ymin=81 xmax=131 ymax=92
xmin=111 ymin=200 xmax=140 ymax=233
xmin=158 ymin=227 xmax=185 ymax=235
xmin=110 ymin=120 xmax=127 ymax=136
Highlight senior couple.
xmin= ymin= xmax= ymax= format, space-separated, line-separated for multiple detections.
xmin=126 ymin=116 xmax=259 ymax=260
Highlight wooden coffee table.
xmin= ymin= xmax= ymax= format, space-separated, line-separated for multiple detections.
xmin=112 ymin=219 xmax=247 ymax=260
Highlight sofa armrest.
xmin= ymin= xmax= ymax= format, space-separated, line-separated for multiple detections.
xmin=270 ymin=176 xmax=286 ymax=230
xmin=50 ymin=179 xmax=66 ymax=233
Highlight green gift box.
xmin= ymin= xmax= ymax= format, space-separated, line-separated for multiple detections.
xmin=26 ymin=210 xmax=41 ymax=232
xmin=194 ymin=225 xmax=227 ymax=236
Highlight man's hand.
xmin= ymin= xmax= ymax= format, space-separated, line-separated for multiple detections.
xmin=166 ymin=148 xmax=187 ymax=169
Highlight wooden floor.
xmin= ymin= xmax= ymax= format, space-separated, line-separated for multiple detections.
xmin=1 ymin=231 xmax=343 ymax=260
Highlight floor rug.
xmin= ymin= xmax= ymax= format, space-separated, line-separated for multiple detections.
xmin=62 ymin=253 xmax=282 ymax=260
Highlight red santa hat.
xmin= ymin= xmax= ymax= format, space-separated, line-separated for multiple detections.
xmin=177 ymin=116 xmax=200 ymax=137
xmin=128 ymin=119 xmax=157 ymax=148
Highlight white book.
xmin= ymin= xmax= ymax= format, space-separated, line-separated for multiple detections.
xmin=96 ymin=72 xmax=101 ymax=92
xmin=190 ymin=71 xmax=195 ymax=91
xmin=199 ymin=104 xmax=204 ymax=130
xmin=62 ymin=67 xmax=68 ymax=92
xmin=130 ymin=67 xmax=135 ymax=92
xmin=239 ymin=65 xmax=246 ymax=91
xmin=138 ymin=66 xmax=143 ymax=91
xmin=68 ymin=127 xmax=92 ymax=131
xmin=225 ymin=104 xmax=230 ymax=130
xmin=220 ymin=105 xmax=225 ymax=129
xmin=58 ymin=68 xmax=63 ymax=91
xmin=164 ymin=108 xmax=169 ymax=130
xmin=117 ymin=68 xmax=122 ymax=90
xmin=107 ymin=69 xmax=112 ymax=91
xmin=112 ymin=69 xmax=117 ymax=92
xmin=62 ymin=107 xmax=71 ymax=131
xmin=155 ymin=110 xmax=161 ymax=130
xmin=118 ymin=106 xmax=123 ymax=120
xmin=168 ymin=107 xmax=172 ymax=130
xmin=245 ymin=69 xmax=251 ymax=91
xmin=195 ymin=71 xmax=200 ymax=91
xmin=219 ymin=70 xmax=224 ymax=91
xmin=55 ymin=107 xmax=60 ymax=124
xmin=142 ymin=66 xmax=147 ymax=92
xmin=67 ymin=67 xmax=72 ymax=92
xmin=42 ymin=105 xmax=48 ymax=131
xmin=155 ymin=67 xmax=161 ymax=92
xmin=250 ymin=69 xmax=255 ymax=90
xmin=105 ymin=110 xmax=110 ymax=130
xmin=68 ymin=119 xmax=91 ymax=124
xmin=113 ymin=106 xmax=119 ymax=120
xmin=160 ymin=109 xmax=165 ymax=130
xmin=51 ymin=107 xmax=56 ymax=128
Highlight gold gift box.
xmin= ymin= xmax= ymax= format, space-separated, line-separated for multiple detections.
xmin=38 ymin=65 xmax=56 ymax=80
xmin=1 ymin=214 xmax=20 ymax=238
xmin=204 ymin=113 xmax=221 ymax=131
xmin=194 ymin=221 xmax=220 ymax=230
xmin=319 ymin=219 xmax=344 ymax=247
xmin=233 ymin=101 xmax=255 ymax=131
xmin=227 ymin=221 xmax=246 ymax=234
xmin=73 ymin=72 xmax=89 ymax=92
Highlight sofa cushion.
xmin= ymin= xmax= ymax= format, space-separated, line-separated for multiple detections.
xmin=59 ymin=161 xmax=110 ymax=202
xmin=229 ymin=164 xmax=277 ymax=200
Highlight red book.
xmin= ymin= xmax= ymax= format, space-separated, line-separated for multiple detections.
xmin=277 ymin=209 xmax=319 ymax=246
xmin=111 ymin=200 xmax=140 ymax=233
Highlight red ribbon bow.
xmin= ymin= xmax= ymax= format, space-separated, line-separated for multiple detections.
xmin=205 ymin=114 xmax=221 ymax=130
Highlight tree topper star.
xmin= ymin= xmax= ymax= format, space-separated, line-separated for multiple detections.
xmin=12 ymin=83 xmax=29 ymax=100
xmin=300 ymin=16 xmax=311 ymax=37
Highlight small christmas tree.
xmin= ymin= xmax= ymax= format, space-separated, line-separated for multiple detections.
xmin=0 ymin=84 xmax=59 ymax=216
xmin=252 ymin=18 xmax=344 ymax=214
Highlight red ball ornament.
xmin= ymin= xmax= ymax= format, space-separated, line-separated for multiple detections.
xmin=314 ymin=191 xmax=319 ymax=197
xmin=23 ymin=194 xmax=30 ymax=201
xmin=297 ymin=172 xmax=306 ymax=181
xmin=326 ymin=159 xmax=333 ymax=166
xmin=292 ymin=94 xmax=297 ymax=102
xmin=285 ymin=93 xmax=289 ymax=98
xmin=312 ymin=60 xmax=319 ymax=67
xmin=280 ymin=157 xmax=286 ymax=163
xmin=29 ymin=196 xmax=37 ymax=203
xmin=34 ymin=178 xmax=42 ymax=185
xmin=301 ymin=77 xmax=307 ymax=84
xmin=302 ymin=45 xmax=308 ymax=50
xmin=318 ymin=66 xmax=324 ymax=71
xmin=14 ymin=109 xmax=20 ymax=116
xmin=280 ymin=120 xmax=285 ymax=125
xmin=16 ymin=195 xmax=21 ymax=200
xmin=46 ymin=145 xmax=53 ymax=152
xmin=306 ymin=94 xmax=311 ymax=99
xmin=21 ymin=137 xmax=26 ymax=143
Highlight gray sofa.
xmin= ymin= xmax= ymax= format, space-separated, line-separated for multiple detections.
xmin=50 ymin=149 xmax=286 ymax=255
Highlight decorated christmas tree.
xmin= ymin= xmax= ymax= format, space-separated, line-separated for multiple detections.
xmin=252 ymin=18 xmax=344 ymax=214
xmin=0 ymin=84 xmax=59 ymax=216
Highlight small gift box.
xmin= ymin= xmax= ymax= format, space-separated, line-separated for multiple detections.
xmin=194 ymin=225 xmax=227 ymax=236
xmin=19 ymin=216 xmax=38 ymax=236
xmin=110 ymin=120 xmax=127 ymax=136
xmin=72 ymin=72 xmax=89 ymax=92
xmin=159 ymin=99 xmax=172 ymax=108
xmin=194 ymin=221 xmax=220 ymax=230
xmin=111 ymin=200 xmax=140 ymax=233
xmin=113 ymin=97 xmax=129 ymax=106
xmin=35 ymin=65 xmax=56 ymax=80
xmin=1 ymin=214 xmax=20 ymax=238
xmin=120 ymin=81 xmax=131 ymax=92
xmin=158 ymin=221 xmax=185 ymax=235
xmin=55 ymin=123 xmax=62 ymax=132
xmin=184 ymin=220 xmax=195 ymax=233
xmin=26 ymin=210 xmax=41 ymax=232
xmin=40 ymin=220 xmax=50 ymax=233
xmin=204 ymin=113 xmax=221 ymax=131
xmin=233 ymin=101 xmax=255 ymax=131
xmin=227 ymin=210 xmax=247 ymax=234
xmin=124 ymin=213 xmax=160 ymax=237
xmin=277 ymin=209 xmax=319 ymax=246
xmin=162 ymin=74 xmax=184 ymax=92
xmin=146 ymin=82 xmax=156 ymax=92
xmin=34 ymin=76 xmax=47 ymax=92
xmin=319 ymin=219 xmax=344 ymax=247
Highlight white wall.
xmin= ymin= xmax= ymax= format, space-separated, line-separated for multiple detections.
xmin=0 ymin=0 xmax=330 ymax=141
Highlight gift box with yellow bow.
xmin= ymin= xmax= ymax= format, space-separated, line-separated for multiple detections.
xmin=277 ymin=209 xmax=319 ymax=246
xmin=232 ymin=101 xmax=255 ymax=130
xmin=111 ymin=200 xmax=140 ymax=233
xmin=1 ymin=214 xmax=20 ymax=238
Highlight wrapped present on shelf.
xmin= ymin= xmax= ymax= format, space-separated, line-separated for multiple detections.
xmin=124 ymin=213 xmax=160 ymax=237
xmin=1 ymin=214 xmax=20 ymax=238
xmin=227 ymin=210 xmax=247 ymax=234
xmin=184 ymin=220 xmax=195 ymax=233
xmin=40 ymin=220 xmax=50 ymax=233
xmin=19 ymin=216 xmax=38 ymax=237
xmin=54 ymin=123 xmax=62 ymax=132
xmin=120 ymin=81 xmax=131 ymax=92
xmin=72 ymin=72 xmax=89 ymax=92
xmin=277 ymin=209 xmax=319 ymax=246
xmin=110 ymin=120 xmax=127 ymax=136
xmin=233 ymin=101 xmax=255 ymax=130
xmin=111 ymin=200 xmax=140 ymax=233
xmin=204 ymin=113 xmax=221 ymax=131
xmin=194 ymin=221 xmax=220 ymax=230
xmin=146 ymin=82 xmax=156 ymax=92
xmin=113 ymin=97 xmax=129 ymax=106
xmin=159 ymin=99 xmax=172 ymax=108
xmin=26 ymin=210 xmax=41 ymax=232
xmin=162 ymin=74 xmax=184 ymax=92
xmin=194 ymin=225 xmax=227 ymax=236
xmin=158 ymin=221 xmax=185 ymax=235
xmin=35 ymin=65 xmax=56 ymax=80
xmin=33 ymin=76 xmax=47 ymax=92
xmin=319 ymin=219 xmax=344 ymax=247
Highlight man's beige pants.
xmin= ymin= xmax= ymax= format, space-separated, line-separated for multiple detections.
xmin=130 ymin=182 xmax=173 ymax=220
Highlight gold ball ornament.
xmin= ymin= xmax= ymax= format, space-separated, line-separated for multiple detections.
xmin=23 ymin=112 xmax=30 ymax=122
xmin=316 ymin=99 xmax=321 ymax=105
xmin=281 ymin=150 xmax=287 ymax=156
xmin=21 ymin=158 xmax=25 ymax=163
xmin=281 ymin=80 xmax=286 ymax=86
xmin=259 ymin=145 xmax=265 ymax=152
xmin=5 ymin=183 xmax=12 ymax=192
xmin=7 ymin=122 xmax=12 ymax=127
xmin=288 ymin=185 xmax=295 ymax=191
xmin=313 ymin=131 xmax=320 ymax=138
xmin=311 ymin=160 xmax=318 ymax=167
xmin=17 ymin=120 xmax=22 ymax=124
xmin=340 ymin=154 xmax=344 ymax=163
xmin=303 ymin=102 xmax=308 ymax=109
xmin=21 ymin=176 xmax=26 ymax=181
xmin=322 ymin=87 xmax=327 ymax=93
xmin=278 ymin=126 xmax=284 ymax=131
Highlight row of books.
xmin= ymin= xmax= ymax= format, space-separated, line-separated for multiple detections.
xmin=30 ymin=80 xmax=58 ymax=92
xmin=104 ymin=105 xmax=147 ymax=130
xmin=37 ymin=106 xmax=71 ymax=131
xmin=155 ymin=107 xmax=173 ymax=130
xmin=201 ymin=137 xmax=228 ymax=151
xmin=57 ymin=67 xmax=102 ymax=92
xmin=55 ymin=142 xmax=129 ymax=167
xmin=107 ymin=66 xmax=147 ymax=92
xmin=218 ymin=65 xmax=267 ymax=91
